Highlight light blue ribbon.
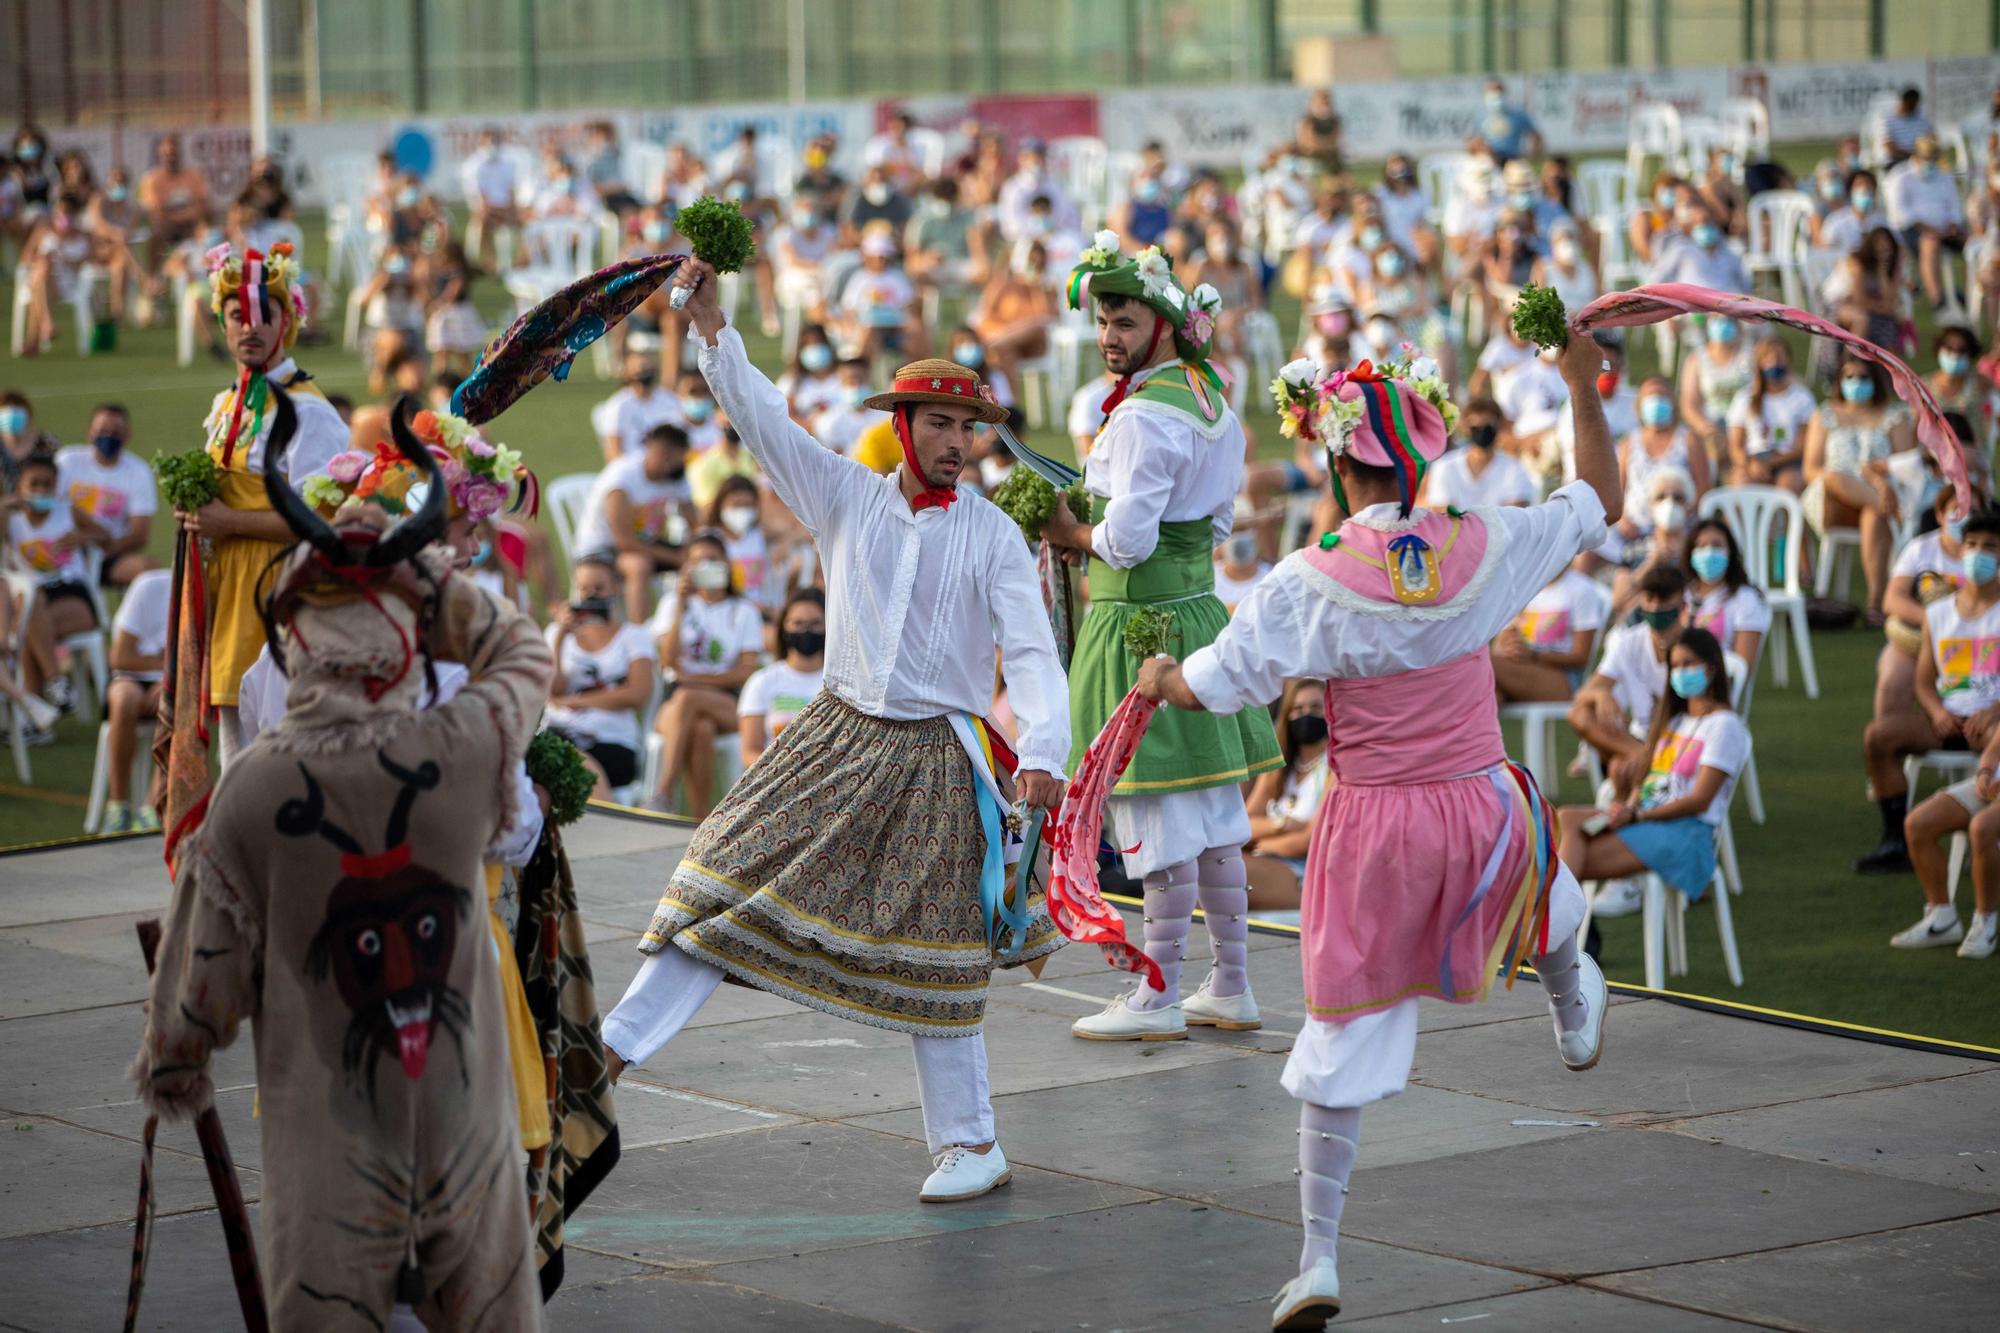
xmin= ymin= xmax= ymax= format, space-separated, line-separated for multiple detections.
xmin=974 ymin=780 xmax=1030 ymax=962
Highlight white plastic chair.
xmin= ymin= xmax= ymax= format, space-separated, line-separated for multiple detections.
xmin=1677 ymin=116 xmax=1729 ymax=180
xmin=1241 ymin=309 xmax=1285 ymax=399
xmin=173 ymin=271 xmax=211 ymax=368
xmin=1580 ymin=793 xmax=1747 ymax=990
xmin=1718 ymin=97 xmax=1771 ymax=161
xmin=639 ymin=729 xmax=746 ymax=814
xmin=904 ymin=128 xmax=948 ymax=180
xmin=621 ymin=141 xmax=669 ymax=207
xmin=504 ymin=216 xmax=599 ymax=314
xmin=1904 ymin=749 xmax=1979 ymax=910
xmin=83 ymin=717 xmax=155 ymax=834
xmin=1626 ymin=104 xmax=1684 ymax=186
xmin=1699 ymin=486 xmax=1819 ymax=698
xmin=1813 ymin=528 xmax=1862 ymax=604
xmin=10 ymin=261 xmax=97 ymax=357
xmin=1048 ymin=136 xmax=1110 ymax=231
xmin=1742 ymin=190 xmax=1814 ymax=307
xmin=545 ymin=472 xmax=600 ymax=565
xmin=1417 ymin=151 xmax=1473 ymax=228
xmin=1861 ymin=92 xmax=1903 ymax=171
xmin=1576 ymin=159 xmax=1631 ymax=233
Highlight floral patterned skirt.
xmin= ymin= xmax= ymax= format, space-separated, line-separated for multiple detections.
xmin=639 ymin=692 xmax=1060 ymax=1037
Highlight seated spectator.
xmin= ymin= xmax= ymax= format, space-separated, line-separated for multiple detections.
xmin=1110 ymin=155 xmax=1177 ymax=250
xmin=1628 ymin=171 xmax=1688 ymax=267
xmin=1424 ymin=398 xmax=1535 ymax=509
xmin=1902 ymin=700 xmax=2000 ymax=959
xmin=575 ymin=422 xmax=696 ymax=623
xmin=1214 ymin=530 xmax=1270 ymax=615
xmin=138 ymin=133 xmax=210 ymax=276
xmin=1817 ymin=169 xmax=1888 ymax=258
xmin=840 ymin=164 xmax=913 ymax=245
xmin=908 ymin=179 xmax=981 ymax=308
xmin=1019 ymin=191 xmax=1084 ymax=275
xmin=865 ymin=111 xmax=925 ymax=191
xmin=1608 ymin=466 xmax=1696 ymax=611
xmin=1679 ymin=315 xmax=1754 ymax=461
xmin=1647 ymin=202 xmax=1749 ymax=294
xmin=55 ymin=403 xmax=155 ymax=586
xmin=1297 ymin=88 xmax=1344 ymax=174
xmin=647 ymin=532 xmax=765 ymax=816
xmin=738 ymin=588 xmax=827 ymax=768
xmin=1470 ymin=320 xmax=1536 ymax=403
xmin=997 ymin=138 xmax=1077 ymax=243
xmin=1477 ymin=78 xmax=1542 ymax=163
xmin=1558 ymin=627 xmax=1748 ymax=903
xmin=459 ymin=126 xmax=523 ymax=268
xmin=1443 ymin=159 xmax=1500 ymax=265
xmin=947 ymin=325 xmax=1012 ymax=407
xmin=1685 ymin=518 xmax=1771 ymax=666
xmin=712 ymin=125 xmax=765 ymax=201
xmin=1356 ymin=225 xmax=1452 ymax=380
xmin=599 ymin=352 xmax=684 ymax=462
xmin=709 ymin=473 xmax=789 ymax=616
xmin=772 ymin=190 xmax=838 ymax=323
xmin=18 ymin=190 xmax=145 ymax=356
xmin=658 ymin=140 xmax=709 ymax=210
xmin=1192 ymin=217 xmax=1260 ymax=367
xmin=1569 ymin=564 xmax=1690 ymax=795
xmin=777 ymin=325 xmax=842 ymax=427
xmin=1373 ymin=153 xmax=1438 ymax=270
xmin=1558 ymin=336 xmax=1638 ymax=481
xmin=1726 ymin=338 xmax=1814 ymax=491
xmin=688 ymin=421 xmax=760 ymax=513
xmin=970 ymin=240 xmax=1056 ymax=393
xmin=422 ymin=238 xmax=486 ymax=376
xmin=836 ymin=223 xmax=922 ymax=364
xmin=1804 ymin=355 xmax=1916 ymax=622
xmin=581 ymin=120 xmax=639 ymax=215
xmin=814 ymin=359 xmax=885 ymax=458
xmin=1859 ymin=511 xmax=2000 ymax=875
xmin=354 ymin=249 xmax=426 ymax=393
xmin=544 ymin=555 xmax=658 ymax=797
xmin=1478 ymin=206 xmax=1543 ymax=340
xmin=1624 ymin=374 xmax=1710 ymax=515
xmin=1494 ymin=566 xmax=1605 ymax=704
xmin=4 ymin=450 xmax=105 ymax=712
xmin=1531 ymin=217 xmax=1598 ymax=318
xmin=1879 ymin=87 xmax=1933 ymax=168
xmin=101 ymin=566 xmax=171 ymax=832
xmin=1242 ymin=679 xmax=1330 ymax=910
xmin=1968 ymin=169 xmax=2000 ymax=341
xmin=1502 ymin=158 xmax=1568 ymax=238
xmin=1927 ymin=326 xmax=1996 ymax=456
xmin=1692 ymin=145 xmax=1747 ymax=238
xmin=1885 ymin=137 xmax=1967 ymax=313
xmin=1877 ymin=488 xmax=1970 ymax=723
xmin=528 ymin=150 xmax=591 ymax=220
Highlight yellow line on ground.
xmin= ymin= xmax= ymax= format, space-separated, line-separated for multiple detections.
xmin=0 ymin=783 xmax=89 ymax=809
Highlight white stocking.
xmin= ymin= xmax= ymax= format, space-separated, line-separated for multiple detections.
xmin=1297 ymin=1102 xmax=1360 ymax=1274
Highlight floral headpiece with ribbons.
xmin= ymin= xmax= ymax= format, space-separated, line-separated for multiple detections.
xmin=1067 ymin=229 xmax=1223 ymax=370
xmin=304 ymin=409 xmax=537 ymax=524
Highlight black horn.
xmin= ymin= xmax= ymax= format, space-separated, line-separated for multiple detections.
xmin=260 ymin=385 xmax=346 ymax=564
xmin=368 ymin=395 xmax=449 ymax=568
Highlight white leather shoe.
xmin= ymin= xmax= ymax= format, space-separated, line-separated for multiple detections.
xmin=1555 ymin=953 xmax=1608 ymax=1072
xmin=1070 ymin=989 xmax=1187 ymax=1041
xmin=1271 ymin=1258 xmax=1341 ymax=1330
xmin=919 ymin=1143 xmax=1011 ymax=1202
xmin=1183 ymin=974 xmax=1261 ymax=1030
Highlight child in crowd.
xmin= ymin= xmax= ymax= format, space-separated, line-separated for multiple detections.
xmin=545 ymin=554 xmax=660 ymax=798
xmin=646 ymin=532 xmax=765 ymax=817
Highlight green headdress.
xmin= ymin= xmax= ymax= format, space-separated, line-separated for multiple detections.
xmin=1066 ymin=229 xmax=1223 ymax=375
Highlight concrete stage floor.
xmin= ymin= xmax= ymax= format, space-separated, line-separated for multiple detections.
xmin=1 ymin=812 xmax=1994 ymax=1331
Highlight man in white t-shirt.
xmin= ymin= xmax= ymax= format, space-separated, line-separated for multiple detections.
xmin=1570 ymin=565 xmax=1688 ymax=792
xmin=1424 ymin=398 xmax=1536 ymax=510
xmin=574 ymin=423 xmax=697 ymax=622
xmin=1884 ymin=137 xmax=1968 ymax=312
xmin=102 ymin=567 xmax=172 ymax=832
xmin=597 ymin=353 xmax=687 ymax=462
xmin=1496 ymin=347 xmax=1571 ymax=475
xmin=459 ymin=127 xmax=523 ymax=268
xmin=56 ymin=402 xmax=157 ymax=586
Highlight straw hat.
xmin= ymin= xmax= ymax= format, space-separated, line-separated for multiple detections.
xmin=861 ymin=358 xmax=1009 ymax=423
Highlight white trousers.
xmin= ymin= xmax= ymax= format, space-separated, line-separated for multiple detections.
xmin=1109 ymin=787 xmax=1252 ymax=878
xmin=1281 ymin=861 xmax=1589 ymax=1109
xmin=214 ymin=704 xmax=244 ymax=770
xmin=602 ymin=946 xmax=996 ymax=1155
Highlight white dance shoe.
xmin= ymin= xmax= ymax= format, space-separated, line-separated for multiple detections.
xmin=919 ymin=1143 xmax=1011 ymax=1202
xmin=1271 ymin=1258 xmax=1341 ymax=1330
xmin=1070 ymin=989 xmax=1187 ymax=1041
xmin=1183 ymin=974 xmax=1262 ymax=1030
xmin=1555 ymin=953 xmax=1608 ymax=1072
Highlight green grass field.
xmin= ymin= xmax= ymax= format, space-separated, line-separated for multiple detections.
xmin=6 ymin=155 xmax=1996 ymax=1050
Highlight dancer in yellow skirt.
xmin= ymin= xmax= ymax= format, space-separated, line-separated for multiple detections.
xmin=178 ymin=243 xmax=347 ymax=763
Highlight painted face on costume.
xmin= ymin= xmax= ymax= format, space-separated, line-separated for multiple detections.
xmin=906 ymin=404 xmax=978 ymax=489
xmin=1095 ymin=299 xmax=1167 ymax=376
xmin=222 ymin=291 xmax=288 ymax=370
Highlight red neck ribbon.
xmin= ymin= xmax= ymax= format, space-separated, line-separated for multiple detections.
xmin=894 ymin=406 xmax=958 ymax=512
xmin=1099 ymin=313 xmax=1171 ymax=418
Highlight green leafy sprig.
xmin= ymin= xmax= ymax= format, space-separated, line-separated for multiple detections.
xmin=1122 ymin=607 xmax=1176 ymax=659
xmin=526 ymin=729 xmax=596 ymax=827
xmin=1510 ymin=282 xmax=1570 ymax=350
xmin=992 ymin=467 xmax=1090 ymax=544
xmin=154 ymin=450 xmax=222 ymax=511
xmin=675 ymin=196 xmax=758 ymax=274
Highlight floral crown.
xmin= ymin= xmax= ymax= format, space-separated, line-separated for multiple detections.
xmin=206 ymin=242 xmax=308 ymax=337
xmin=1069 ymin=230 xmax=1221 ymax=362
xmin=303 ymin=409 xmax=537 ymax=525
xmin=1271 ymin=344 xmax=1459 ymax=457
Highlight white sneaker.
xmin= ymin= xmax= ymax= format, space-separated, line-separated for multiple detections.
xmin=1554 ymin=953 xmax=1608 ymax=1073
xmin=18 ymin=694 xmax=58 ymax=732
xmin=1070 ymin=988 xmax=1187 ymax=1041
xmin=1956 ymin=913 xmax=1998 ymax=959
xmin=1271 ymin=1258 xmax=1341 ymax=1330
xmin=919 ymin=1143 xmax=1010 ymax=1202
xmin=1890 ymin=911 xmax=1964 ymax=949
xmin=1183 ymin=973 xmax=1261 ymax=1030
xmin=42 ymin=676 xmax=75 ymax=715
xmin=101 ymin=800 xmax=135 ymax=834
xmin=1591 ymin=878 xmax=1644 ymax=919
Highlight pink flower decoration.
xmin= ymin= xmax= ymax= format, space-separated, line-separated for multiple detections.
xmin=463 ymin=435 xmax=496 ymax=458
xmin=204 ymin=243 xmax=234 ymax=275
xmin=459 ymin=481 xmax=503 ymax=521
xmin=326 ymin=450 xmax=371 ymax=484
xmin=1180 ymin=306 xmax=1214 ymax=346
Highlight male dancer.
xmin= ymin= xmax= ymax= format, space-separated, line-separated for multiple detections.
xmin=1137 ymin=336 xmax=1619 ymax=1329
xmin=178 ymin=243 xmax=346 ymax=763
xmin=134 ymin=395 xmax=550 ymax=1329
xmin=1042 ymin=234 xmax=1282 ymax=1039
xmin=601 ymin=258 xmax=1070 ymax=1203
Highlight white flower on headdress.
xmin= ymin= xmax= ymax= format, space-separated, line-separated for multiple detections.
xmin=1080 ymin=229 xmax=1123 ymax=268
xmin=302 ymin=474 xmax=348 ymax=512
xmin=1318 ymin=396 xmax=1366 ymax=458
xmin=1192 ymin=282 xmax=1221 ymax=311
xmin=1278 ymin=358 xmax=1317 ymax=389
xmin=1409 ymin=355 xmax=1440 ymax=382
xmin=1134 ymin=245 xmax=1174 ymax=301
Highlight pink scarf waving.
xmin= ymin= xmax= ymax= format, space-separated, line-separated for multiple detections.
xmin=1044 ymin=687 xmax=1166 ymax=991
xmin=1571 ymin=284 xmax=1973 ymax=516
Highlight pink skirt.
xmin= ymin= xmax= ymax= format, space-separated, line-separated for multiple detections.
xmin=1299 ymin=762 xmax=1554 ymax=1022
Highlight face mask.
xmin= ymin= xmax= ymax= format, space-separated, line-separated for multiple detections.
xmin=25 ymin=493 xmax=56 ymax=514
xmin=1374 ymin=250 xmax=1406 ymax=279
xmin=16 ymin=143 xmax=40 ymax=162
xmin=952 ymin=343 xmax=984 ymax=369
xmin=1690 ymin=546 xmax=1730 ymax=583
xmin=1553 ymin=237 xmax=1579 ymax=264
xmin=1851 ymin=190 xmax=1875 ymax=213
xmin=1639 ymin=396 xmax=1673 ymax=428
xmin=690 ymin=559 xmax=731 ymax=591
xmin=1366 ymin=320 xmax=1398 ymax=349
xmin=385 ymin=255 xmax=411 ymax=277
xmin=471 ymin=539 xmax=492 ymax=567
xmin=1706 ymin=318 xmax=1737 ymax=347
xmin=1652 ymin=498 xmax=1687 ymax=532
xmin=1484 ymin=90 xmax=1505 ymax=110
xmin=725 ymin=181 xmax=750 ymax=201
xmin=1947 ymin=515 xmax=1969 ymax=543
xmin=660 ymin=462 xmax=687 ymax=481
xmin=1941 ymin=351 xmax=1972 ymax=377
xmin=799 ymin=344 xmax=833 ymax=374
xmin=863 ymin=184 xmax=890 ymax=206
xmin=1315 ymin=309 xmax=1352 ymax=337
xmin=396 ymin=187 xmax=419 ymax=208
xmin=1669 ymin=666 xmax=1710 ymax=700
xmin=1467 ymin=422 xmax=1498 ymax=449
xmin=92 ymin=433 xmax=124 ymax=459
xmin=1135 ymin=179 xmax=1162 ymax=203
xmin=1286 ymin=714 xmax=1329 ymax=749
xmin=569 ymin=595 xmax=616 ymax=620
xmin=1964 ymin=550 xmax=2000 ymax=585
xmin=1638 ymin=606 xmax=1680 ymax=633
xmin=1508 ymin=190 xmax=1535 ymax=212
xmin=1818 ymin=177 xmax=1843 ymax=201
xmin=1595 ymin=369 xmax=1621 ymax=397
xmin=1655 ymin=187 xmax=1675 ymax=209
xmin=0 ymin=407 xmax=26 ymax=436
xmin=720 ymin=505 xmax=757 ymax=536
xmin=1357 ymin=224 xmax=1383 ymax=251
xmin=1840 ymin=376 xmax=1875 ymax=404
xmin=1225 ymin=533 xmax=1257 ymax=565
xmin=786 ymin=628 xmax=826 ymax=658
xmin=791 ymin=207 xmax=817 ymax=228
xmin=629 ymin=371 xmax=658 ymax=390
xmin=1692 ymin=222 xmax=1721 ymax=249
xmin=1760 ymin=364 xmax=1787 ymax=384
xmin=108 ymin=185 xmax=129 ymax=203
xmin=683 ymin=398 xmax=714 ymax=423
xmin=979 ymin=457 xmax=1010 ymax=490
xmin=843 ymin=385 xmax=871 ymax=407
xmin=642 ymin=219 xmax=670 ymax=245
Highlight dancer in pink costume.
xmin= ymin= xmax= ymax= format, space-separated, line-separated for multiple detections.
xmin=1137 ymin=334 xmax=1621 ymax=1330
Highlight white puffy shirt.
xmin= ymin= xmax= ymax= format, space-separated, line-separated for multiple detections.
xmin=1084 ymin=363 xmax=1242 ymax=570
xmin=698 ymin=326 xmax=1070 ymax=777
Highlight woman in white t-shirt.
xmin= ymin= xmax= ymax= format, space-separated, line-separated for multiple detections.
xmin=1558 ymin=627 xmax=1749 ymax=900
xmin=544 ymin=555 xmax=660 ymax=797
xmin=1241 ymin=679 xmax=1332 ymax=912
xmin=776 ymin=325 xmax=842 ymax=428
xmin=102 ymin=567 xmax=172 ymax=831
xmin=5 ymin=452 xmax=104 ymax=708
xmin=739 ymin=589 xmax=826 ymax=768
xmin=1494 ymin=569 xmax=1605 ymax=702
xmin=1684 ymin=518 xmax=1771 ymax=667
xmin=647 ymin=533 xmax=765 ymax=817
xmin=709 ymin=474 xmax=799 ymax=617
xmin=1724 ymin=339 xmax=1814 ymax=493
xmin=1877 ymin=490 xmax=1969 ymax=722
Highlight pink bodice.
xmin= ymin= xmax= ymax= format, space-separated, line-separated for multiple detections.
xmin=1302 ymin=508 xmax=1490 ymax=606
xmin=1326 ymin=649 xmax=1505 ymax=786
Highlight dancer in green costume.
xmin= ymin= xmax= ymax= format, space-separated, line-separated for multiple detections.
xmin=1043 ymin=231 xmax=1282 ymax=1041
